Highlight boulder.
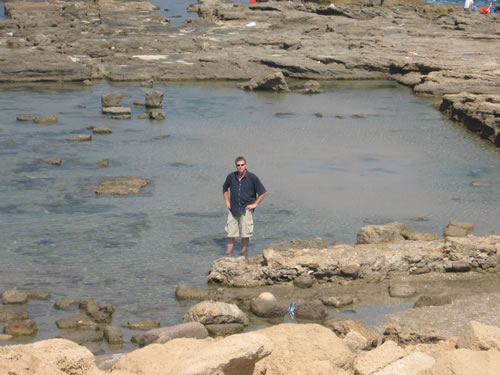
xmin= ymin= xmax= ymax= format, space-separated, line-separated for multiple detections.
xmin=145 ymin=90 xmax=164 ymax=108
xmin=121 ymin=320 xmax=161 ymax=330
xmin=4 ymin=319 xmax=38 ymax=336
xmin=0 ymin=338 xmax=98 ymax=375
xmin=81 ymin=299 xmax=114 ymax=323
xmin=54 ymin=297 xmax=83 ymax=310
xmin=94 ymin=176 xmax=150 ymax=195
xmin=24 ymin=290 xmax=50 ymax=301
xmin=321 ymin=296 xmax=354 ymax=307
xmin=240 ymin=71 xmax=289 ymax=92
xmin=101 ymin=106 xmax=131 ymax=117
xmin=414 ymin=295 xmax=452 ymax=308
xmin=250 ymin=292 xmax=284 ymax=318
xmin=142 ymin=321 xmax=209 ymax=346
xmin=205 ymin=323 xmax=245 ymax=337
xmin=56 ymin=314 xmax=97 ymax=329
xmin=375 ymin=352 xmax=435 ymax=375
xmin=456 ymin=321 xmax=500 ymax=351
xmin=344 ymin=330 xmax=369 ymax=352
xmin=443 ymin=221 xmax=474 ymax=237
xmin=354 ymin=340 xmax=406 ymax=375
xmin=101 ymin=91 xmax=123 ymax=107
xmin=184 ymin=300 xmax=249 ymax=326
xmin=418 ymin=348 xmax=500 ymax=375
xmin=0 ymin=305 xmax=29 ymax=322
xmin=2 ymin=290 xmax=28 ymax=304
xmin=301 ymin=80 xmax=322 ymax=94
xmin=295 ymin=299 xmax=328 ymax=320
xmin=293 ymin=274 xmax=314 ymax=288
xmin=356 ymin=222 xmax=410 ymax=244
xmin=112 ymin=331 xmax=273 ymax=375
xmin=254 ymin=323 xmax=354 ymax=375
xmin=103 ymin=326 xmax=124 ymax=345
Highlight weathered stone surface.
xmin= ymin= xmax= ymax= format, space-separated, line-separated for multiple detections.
xmin=293 ymin=274 xmax=314 ymax=288
xmin=184 ymin=300 xmax=249 ymax=326
xmin=34 ymin=115 xmax=58 ymax=124
xmin=2 ymin=290 xmax=28 ymax=304
xmin=444 ymin=221 xmax=475 ymax=237
xmin=41 ymin=158 xmax=62 ymax=166
xmin=321 ymin=295 xmax=354 ymax=307
xmin=94 ymin=176 xmax=150 ymax=195
xmin=145 ymin=90 xmax=164 ymax=108
xmin=67 ymin=134 xmax=92 ymax=142
xmin=56 ymin=314 xmax=97 ymax=330
xmin=142 ymin=322 xmax=209 ymax=346
xmin=254 ymin=323 xmax=354 ymax=375
xmin=54 ymin=297 xmax=83 ymax=310
xmin=354 ymin=340 xmax=406 ymax=375
xmin=148 ymin=109 xmax=166 ymax=120
xmin=102 ymin=91 xmax=123 ymax=108
xmin=16 ymin=114 xmax=37 ymax=122
xmin=81 ymin=299 xmax=114 ymax=323
xmin=251 ymin=292 xmax=284 ymax=318
xmin=382 ymin=324 xmax=445 ymax=347
xmin=240 ymin=71 xmax=289 ymax=92
xmin=0 ymin=338 xmax=98 ymax=375
xmin=414 ymin=295 xmax=452 ymax=308
xmin=264 ymin=237 xmax=328 ymax=251
xmin=388 ymin=283 xmax=417 ymax=298
xmin=101 ymin=106 xmax=131 ymax=116
xmin=58 ymin=329 xmax=104 ymax=345
xmin=418 ymin=348 xmax=500 ymax=375
xmin=295 ymin=299 xmax=328 ymax=320
xmin=205 ymin=323 xmax=245 ymax=337
xmin=121 ymin=320 xmax=161 ymax=330
xmin=4 ymin=319 xmax=38 ymax=336
xmin=456 ymin=321 xmax=500 ymax=351
xmin=0 ymin=305 xmax=29 ymax=322
xmin=92 ymin=127 xmax=112 ymax=134
xmin=325 ymin=319 xmax=378 ymax=348
xmin=103 ymin=326 xmax=124 ymax=345
xmin=375 ymin=352 xmax=435 ymax=375
xmin=96 ymin=159 xmax=110 ymax=168
xmin=356 ymin=222 xmax=409 ymax=244
xmin=344 ymin=330 xmax=369 ymax=352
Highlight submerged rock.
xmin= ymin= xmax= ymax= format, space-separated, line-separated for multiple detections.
xmin=94 ymin=176 xmax=150 ymax=195
xmin=240 ymin=71 xmax=289 ymax=92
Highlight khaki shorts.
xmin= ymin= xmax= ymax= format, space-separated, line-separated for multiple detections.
xmin=225 ymin=210 xmax=254 ymax=238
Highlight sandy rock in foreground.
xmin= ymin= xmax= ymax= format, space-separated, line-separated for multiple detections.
xmin=253 ymin=323 xmax=354 ymax=375
xmin=456 ymin=321 xmax=500 ymax=351
xmin=0 ymin=338 xmax=103 ymax=375
xmin=419 ymin=348 xmax=500 ymax=375
xmin=111 ymin=331 xmax=273 ymax=375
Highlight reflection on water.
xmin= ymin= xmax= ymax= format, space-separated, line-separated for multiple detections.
xmin=0 ymin=80 xmax=499 ymax=350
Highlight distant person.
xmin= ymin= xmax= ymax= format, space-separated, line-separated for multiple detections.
xmin=222 ymin=156 xmax=266 ymax=256
xmin=464 ymin=0 xmax=477 ymax=11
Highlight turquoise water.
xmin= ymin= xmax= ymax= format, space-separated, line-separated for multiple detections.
xmin=0 ymin=80 xmax=499 ymax=350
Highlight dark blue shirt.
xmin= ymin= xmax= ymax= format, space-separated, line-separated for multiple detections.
xmin=223 ymin=170 xmax=266 ymax=217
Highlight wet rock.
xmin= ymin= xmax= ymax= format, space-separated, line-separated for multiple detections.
xmin=22 ymin=290 xmax=49 ymax=300
xmin=83 ymin=80 xmax=94 ymax=86
xmin=101 ymin=106 xmax=132 ymax=119
xmin=445 ymin=261 xmax=471 ymax=272
xmin=142 ymin=322 xmax=209 ymax=346
xmin=293 ymin=274 xmax=314 ymax=288
xmin=148 ymin=109 xmax=166 ymax=120
xmin=103 ymin=326 xmax=124 ymax=344
xmin=382 ymin=324 xmax=445 ymax=346
xmin=121 ymin=320 xmax=161 ymax=330
xmin=388 ymin=283 xmax=417 ymax=298
xmin=101 ymin=91 xmax=123 ymax=108
xmin=240 ymin=71 xmax=289 ymax=92
xmin=444 ymin=221 xmax=474 ymax=238
xmin=295 ymin=299 xmax=327 ymax=320
xmin=407 ymin=232 xmax=439 ymax=241
xmin=96 ymin=159 xmax=109 ymax=168
xmin=92 ymin=127 xmax=112 ymax=134
xmin=134 ymin=100 xmax=145 ymax=106
xmin=324 ymin=319 xmax=378 ymax=348
xmin=16 ymin=114 xmax=37 ymax=122
xmin=414 ymin=294 xmax=452 ymax=308
xmin=264 ymin=237 xmax=327 ymax=251
xmin=456 ymin=321 xmax=500 ymax=351
xmin=205 ymin=323 xmax=245 ymax=337
xmin=301 ymin=80 xmax=322 ymax=94
xmin=94 ymin=176 xmax=150 ymax=195
xmin=321 ymin=296 xmax=354 ymax=307
xmin=40 ymin=158 xmax=62 ymax=166
xmin=0 ymin=306 xmax=29 ymax=322
xmin=0 ymin=334 xmax=13 ymax=341
xmin=138 ymin=113 xmax=150 ymax=119
xmin=130 ymin=334 xmax=143 ymax=345
xmin=81 ymin=299 xmax=114 ymax=323
xmin=376 ymin=352 xmax=435 ymax=375
xmin=34 ymin=115 xmax=58 ymax=124
xmin=56 ymin=313 xmax=97 ymax=329
xmin=250 ymin=292 xmax=284 ymax=318
xmin=67 ymin=134 xmax=92 ymax=142
xmin=4 ymin=319 xmax=38 ymax=336
xmin=356 ymin=222 xmax=410 ymax=244
xmin=58 ymin=329 xmax=104 ymax=345
xmin=354 ymin=340 xmax=406 ymax=375
xmin=2 ymin=290 xmax=28 ymax=304
xmin=184 ymin=301 xmax=249 ymax=326
xmin=341 ymin=263 xmax=360 ymax=279
xmin=145 ymin=90 xmax=164 ymax=108
xmin=140 ymin=80 xmax=154 ymax=88
xmin=54 ymin=297 xmax=82 ymax=310
xmin=175 ymin=283 xmax=211 ymax=300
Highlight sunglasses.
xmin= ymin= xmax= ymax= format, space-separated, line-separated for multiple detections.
xmin=236 ymin=164 xmax=245 ymax=167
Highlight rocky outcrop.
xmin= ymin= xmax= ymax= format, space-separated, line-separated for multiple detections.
xmin=207 ymin=223 xmax=500 ymax=286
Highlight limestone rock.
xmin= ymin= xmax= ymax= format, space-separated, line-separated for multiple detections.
xmin=456 ymin=321 xmax=500 ymax=351
xmin=54 ymin=297 xmax=83 ymax=310
xmin=184 ymin=300 xmax=249 ymax=326
xmin=382 ymin=324 xmax=445 ymax=346
xmin=2 ymin=289 xmax=28 ymax=304
xmin=293 ymin=274 xmax=314 ymax=288
xmin=101 ymin=91 xmax=123 ymax=107
xmin=94 ymin=176 xmax=150 ymax=195
xmin=388 ymin=283 xmax=417 ymax=298
xmin=264 ymin=237 xmax=327 ymax=251
xmin=145 ymin=90 xmax=164 ymax=108
xmin=240 ymin=71 xmax=289 ymax=92
xmin=121 ymin=320 xmax=161 ymax=330
xmin=0 ymin=305 xmax=29 ymax=322
xmin=148 ymin=109 xmax=166 ymax=120
xmin=101 ymin=106 xmax=131 ymax=118
xmin=325 ymin=319 xmax=378 ymax=348
xmin=205 ymin=323 xmax=245 ymax=337
xmin=356 ymin=222 xmax=410 ymax=244
xmin=321 ymin=296 xmax=354 ymax=307
xmin=142 ymin=321 xmax=209 ymax=346
xmin=251 ymin=292 xmax=284 ymax=318
xmin=56 ymin=314 xmax=97 ymax=329
xmin=58 ymin=329 xmax=104 ymax=345
xmin=418 ymin=348 xmax=500 ymax=375
xmin=414 ymin=295 xmax=452 ymax=308
xmin=175 ymin=284 xmax=211 ymax=301
xmin=81 ymin=299 xmax=114 ymax=323
xmin=296 ymin=299 xmax=328 ymax=320
xmin=4 ymin=319 xmax=38 ymax=336
xmin=354 ymin=340 xmax=406 ymax=375
xmin=444 ymin=221 xmax=474 ymax=237
xmin=92 ymin=127 xmax=112 ymax=134
xmin=96 ymin=159 xmax=109 ymax=168
xmin=103 ymin=326 xmax=124 ymax=345
xmin=374 ymin=352 xmax=435 ymax=375
xmin=34 ymin=115 xmax=58 ymax=124
xmin=344 ymin=330 xmax=369 ymax=352
xmin=16 ymin=114 xmax=37 ymax=122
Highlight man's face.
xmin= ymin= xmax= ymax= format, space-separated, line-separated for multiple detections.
xmin=236 ymin=160 xmax=246 ymax=173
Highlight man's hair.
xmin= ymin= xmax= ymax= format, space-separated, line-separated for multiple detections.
xmin=235 ymin=156 xmax=246 ymax=164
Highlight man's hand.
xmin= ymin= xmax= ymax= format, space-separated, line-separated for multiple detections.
xmin=226 ymin=201 xmax=231 ymax=210
xmin=246 ymin=203 xmax=257 ymax=210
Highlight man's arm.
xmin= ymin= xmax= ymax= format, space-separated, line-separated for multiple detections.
xmin=223 ymin=190 xmax=231 ymax=210
xmin=246 ymin=191 xmax=266 ymax=210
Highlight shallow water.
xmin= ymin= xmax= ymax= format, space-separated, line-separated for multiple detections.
xmin=0 ymin=80 xmax=499 ymax=350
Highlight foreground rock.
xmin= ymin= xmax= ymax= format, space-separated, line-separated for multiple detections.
xmin=184 ymin=300 xmax=249 ymax=326
xmin=94 ymin=176 xmax=150 ymax=195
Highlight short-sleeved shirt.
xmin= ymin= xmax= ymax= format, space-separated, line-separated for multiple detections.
xmin=222 ymin=170 xmax=266 ymax=217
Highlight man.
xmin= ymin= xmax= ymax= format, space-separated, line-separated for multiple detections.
xmin=222 ymin=156 xmax=266 ymax=256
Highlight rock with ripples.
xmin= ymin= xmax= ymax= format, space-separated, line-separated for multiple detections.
xmin=2 ymin=290 xmax=28 ymax=304
xmin=94 ymin=176 xmax=150 ymax=195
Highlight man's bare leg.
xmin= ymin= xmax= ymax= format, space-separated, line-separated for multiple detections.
xmin=241 ymin=237 xmax=249 ymax=256
xmin=226 ymin=237 xmax=235 ymax=255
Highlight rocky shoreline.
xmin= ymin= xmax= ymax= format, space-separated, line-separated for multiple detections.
xmin=0 ymin=0 xmax=499 ymax=146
